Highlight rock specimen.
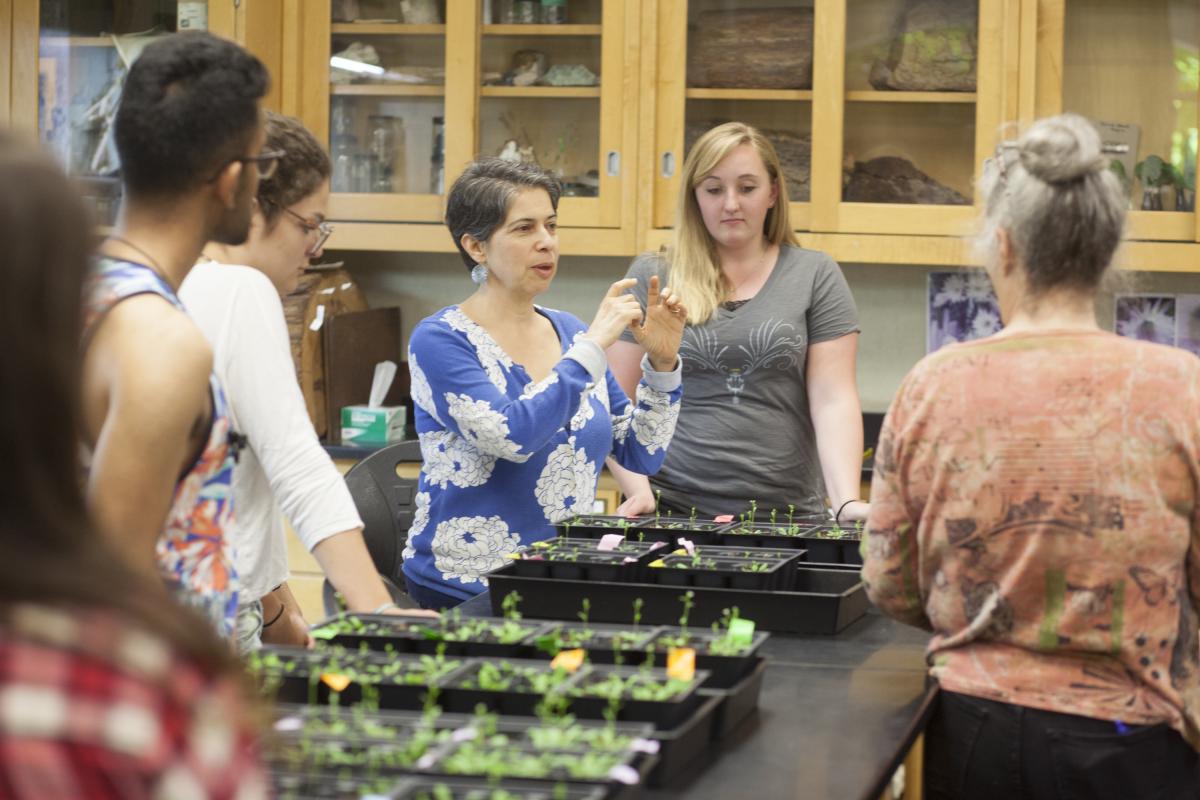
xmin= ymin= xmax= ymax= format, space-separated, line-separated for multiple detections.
xmin=400 ymin=0 xmax=440 ymax=24
xmin=868 ymin=0 xmax=977 ymax=92
xmin=540 ymin=64 xmax=599 ymax=87
xmin=843 ymin=156 xmax=969 ymax=205
xmin=330 ymin=42 xmax=382 ymax=84
xmin=509 ymin=50 xmax=547 ymax=86
xmin=687 ymin=8 xmax=814 ymax=90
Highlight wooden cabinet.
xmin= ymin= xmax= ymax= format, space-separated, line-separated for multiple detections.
xmin=1026 ymin=0 xmax=1200 ymax=269
xmin=286 ymin=0 xmax=642 ymax=255
xmin=6 ymin=1 xmax=1197 ymax=269
xmin=647 ymin=0 xmax=1009 ymax=243
xmin=7 ymin=0 xmax=279 ymax=227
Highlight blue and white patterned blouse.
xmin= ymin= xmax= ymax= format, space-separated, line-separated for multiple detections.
xmin=401 ymin=305 xmax=682 ymax=601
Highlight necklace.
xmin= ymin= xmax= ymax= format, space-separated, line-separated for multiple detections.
xmin=105 ymin=236 xmax=167 ymax=281
xmin=724 ymin=245 xmax=772 ymax=301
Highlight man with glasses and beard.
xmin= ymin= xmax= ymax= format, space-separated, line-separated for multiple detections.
xmin=82 ymin=32 xmax=273 ymax=639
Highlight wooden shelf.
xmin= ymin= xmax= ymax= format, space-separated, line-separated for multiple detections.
xmin=480 ymin=86 xmax=600 ymax=98
xmin=482 ymin=24 xmax=603 ymax=36
xmin=686 ymin=88 xmax=813 ymax=101
xmin=40 ymin=36 xmax=115 ymax=48
xmin=845 ymin=90 xmax=978 ymax=104
xmin=330 ymin=23 xmax=445 ymax=36
xmin=330 ymin=84 xmax=444 ymax=97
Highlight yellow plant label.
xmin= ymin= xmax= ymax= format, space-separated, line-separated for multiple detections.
xmin=550 ymin=648 xmax=586 ymax=673
xmin=667 ymin=648 xmax=696 ymax=681
xmin=321 ymin=672 xmax=352 ymax=693
xmin=505 ymin=552 xmax=521 ymax=560
xmin=648 ymin=559 xmax=665 ymax=568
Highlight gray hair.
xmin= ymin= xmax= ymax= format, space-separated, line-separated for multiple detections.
xmin=976 ymin=113 xmax=1126 ymax=295
xmin=445 ymin=158 xmax=562 ymax=270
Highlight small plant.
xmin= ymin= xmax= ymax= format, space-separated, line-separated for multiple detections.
xmin=578 ymin=597 xmax=591 ymax=637
xmin=742 ymin=561 xmax=772 ymax=573
xmin=748 ymin=499 xmax=758 ymax=524
xmin=689 ymin=506 xmax=697 ymax=523
xmin=678 ymin=590 xmax=695 ymax=636
xmin=631 ymin=597 xmax=644 ymax=628
xmin=654 ymin=489 xmax=663 ymax=520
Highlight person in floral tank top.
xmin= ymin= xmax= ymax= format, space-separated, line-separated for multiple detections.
xmin=80 ymin=33 xmax=272 ymax=638
xmin=864 ymin=115 xmax=1200 ymax=798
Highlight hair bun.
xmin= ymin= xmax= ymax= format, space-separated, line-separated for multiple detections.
xmin=1018 ymin=113 xmax=1107 ymax=184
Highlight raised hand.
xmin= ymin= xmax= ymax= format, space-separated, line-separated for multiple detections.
xmin=632 ymin=276 xmax=687 ymax=372
xmin=583 ymin=278 xmax=644 ymax=350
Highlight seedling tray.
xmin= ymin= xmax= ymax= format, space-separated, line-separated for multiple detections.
xmin=563 ymin=663 xmax=711 ymax=730
xmin=559 ymin=514 xmax=732 ymax=541
xmin=272 ymin=770 xmax=404 ymax=799
xmin=643 ymin=628 xmax=770 ymax=690
xmin=390 ymin=776 xmax=609 ymax=800
xmin=646 ymin=691 xmax=722 ymax=788
xmin=250 ymin=646 xmax=469 ymax=709
xmin=529 ymin=621 xmax=661 ymax=655
xmin=648 ymin=552 xmax=801 ymax=591
xmin=310 ymin=612 xmax=550 ymax=659
xmin=719 ymin=523 xmax=863 ymax=564
xmin=487 ymin=563 xmax=868 ymax=634
xmin=699 ymin=656 xmax=768 ymax=740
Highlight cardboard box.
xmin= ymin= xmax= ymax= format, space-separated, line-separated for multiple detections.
xmin=341 ymin=405 xmax=406 ymax=447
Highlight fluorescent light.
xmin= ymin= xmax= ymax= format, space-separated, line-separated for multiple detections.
xmin=330 ymin=56 xmax=384 ymax=76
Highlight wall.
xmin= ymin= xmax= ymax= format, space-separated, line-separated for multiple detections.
xmin=329 ymin=248 xmax=1200 ymax=414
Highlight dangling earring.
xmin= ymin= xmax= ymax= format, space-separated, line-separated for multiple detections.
xmin=471 ymin=263 xmax=489 ymax=285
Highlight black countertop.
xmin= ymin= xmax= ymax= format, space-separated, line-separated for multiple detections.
xmin=456 ymin=593 xmax=934 ymax=800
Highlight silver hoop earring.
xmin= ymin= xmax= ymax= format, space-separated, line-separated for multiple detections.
xmin=471 ymin=263 xmax=489 ymax=285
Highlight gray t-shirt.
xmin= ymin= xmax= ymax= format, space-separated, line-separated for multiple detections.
xmin=620 ymin=245 xmax=859 ymax=516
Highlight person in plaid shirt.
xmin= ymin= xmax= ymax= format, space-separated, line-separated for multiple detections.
xmin=0 ymin=134 xmax=267 ymax=797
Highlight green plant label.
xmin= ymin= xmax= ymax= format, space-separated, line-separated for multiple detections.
xmin=728 ymin=618 xmax=756 ymax=646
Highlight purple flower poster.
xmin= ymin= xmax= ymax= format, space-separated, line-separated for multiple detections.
xmin=926 ymin=271 xmax=1002 ymax=354
xmin=1114 ymin=294 xmax=1200 ymax=357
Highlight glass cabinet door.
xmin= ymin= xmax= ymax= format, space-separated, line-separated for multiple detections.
xmin=652 ymin=0 xmax=816 ymax=232
xmin=319 ymin=0 xmax=450 ymax=222
xmin=33 ymin=1 xmax=223 ymax=227
xmin=478 ymin=0 xmax=625 ymax=229
xmin=827 ymin=0 xmax=1003 ymax=236
xmin=1058 ymin=0 xmax=1198 ymax=242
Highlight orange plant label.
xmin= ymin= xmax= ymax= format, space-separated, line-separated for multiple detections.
xmin=321 ymin=672 xmax=352 ymax=693
xmin=550 ymin=648 xmax=586 ymax=673
xmin=667 ymin=648 xmax=696 ymax=681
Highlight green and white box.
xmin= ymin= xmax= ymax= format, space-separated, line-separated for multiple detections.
xmin=341 ymin=405 xmax=406 ymax=447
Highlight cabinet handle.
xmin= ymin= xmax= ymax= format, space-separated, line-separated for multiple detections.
xmin=606 ymin=151 xmax=621 ymax=177
xmin=661 ymin=152 xmax=675 ymax=178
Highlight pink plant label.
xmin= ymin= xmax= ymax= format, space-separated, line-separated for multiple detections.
xmin=598 ymin=533 xmax=626 ymax=551
xmin=649 ymin=541 xmax=667 ymax=551
xmin=713 ymin=514 xmax=734 ymax=523
xmin=677 ymin=537 xmax=695 ymax=555
xmin=631 ymin=737 xmax=661 ymax=754
xmin=609 ymin=765 xmax=642 ymax=785
xmin=452 ymin=727 xmax=478 ymax=743
xmin=273 ymin=716 xmax=303 ymax=732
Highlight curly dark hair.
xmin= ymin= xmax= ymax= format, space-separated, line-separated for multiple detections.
xmin=115 ymin=32 xmax=269 ymax=198
xmin=257 ymin=111 xmax=331 ymax=226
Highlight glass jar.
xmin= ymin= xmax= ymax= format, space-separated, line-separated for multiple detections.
xmin=540 ymin=0 xmax=566 ymax=25
xmin=510 ymin=0 xmax=538 ymax=24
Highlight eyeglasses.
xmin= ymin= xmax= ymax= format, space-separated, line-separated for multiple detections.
xmin=210 ymin=149 xmax=286 ymax=183
xmin=280 ymin=205 xmax=334 ymax=253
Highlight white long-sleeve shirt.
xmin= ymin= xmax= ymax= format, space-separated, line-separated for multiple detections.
xmin=179 ymin=262 xmax=364 ymax=602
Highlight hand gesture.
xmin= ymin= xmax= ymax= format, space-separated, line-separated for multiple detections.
xmin=583 ymin=278 xmax=643 ymax=350
xmin=632 ymin=276 xmax=687 ymax=372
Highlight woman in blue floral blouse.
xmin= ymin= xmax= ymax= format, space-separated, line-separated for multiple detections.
xmin=403 ymin=159 xmax=687 ymax=608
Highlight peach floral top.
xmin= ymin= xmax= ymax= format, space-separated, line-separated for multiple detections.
xmin=83 ymin=258 xmax=239 ymax=639
xmin=863 ymin=330 xmax=1200 ymax=748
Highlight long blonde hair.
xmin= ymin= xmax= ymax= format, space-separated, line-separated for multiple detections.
xmin=668 ymin=122 xmax=799 ymax=325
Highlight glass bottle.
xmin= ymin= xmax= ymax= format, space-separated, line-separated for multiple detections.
xmin=511 ymin=0 xmax=538 ymax=24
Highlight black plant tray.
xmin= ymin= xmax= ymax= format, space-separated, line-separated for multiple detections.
xmin=642 ymin=628 xmax=769 ymax=690
xmin=559 ymin=514 xmax=732 ymax=541
xmin=390 ymin=776 xmax=609 ymax=800
xmin=647 ymin=551 xmax=801 ymax=591
xmin=529 ymin=621 xmax=662 ymax=655
xmin=646 ymin=691 xmax=722 ymax=788
xmin=699 ymin=656 xmax=767 ymax=740
xmin=251 ymin=646 xmax=469 ymax=709
xmin=272 ymin=769 xmax=404 ymax=799
xmin=438 ymin=659 xmax=709 ymax=729
xmin=311 ymin=612 xmax=551 ymax=659
xmin=719 ymin=524 xmax=863 ymax=564
xmin=487 ymin=563 xmax=869 ymax=634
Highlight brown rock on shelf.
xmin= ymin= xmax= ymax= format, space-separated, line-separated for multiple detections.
xmin=687 ymin=8 xmax=814 ymax=90
xmin=685 ymin=122 xmax=811 ymax=202
xmin=868 ymin=0 xmax=978 ymax=92
xmin=843 ymin=156 xmax=969 ymax=205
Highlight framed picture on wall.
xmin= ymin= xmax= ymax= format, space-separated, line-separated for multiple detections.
xmin=1114 ymin=295 xmax=1177 ymax=346
xmin=926 ymin=270 xmax=1001 ymax=354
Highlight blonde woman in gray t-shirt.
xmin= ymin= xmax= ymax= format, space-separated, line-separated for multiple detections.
xmin=608 ymin=122 xmax=869 ymax=523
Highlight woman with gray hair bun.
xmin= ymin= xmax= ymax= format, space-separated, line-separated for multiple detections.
xmin=401 ymin=158 xmax=687 ymax=609
xmin=863 ymin=113 xmax=1200 ymax=798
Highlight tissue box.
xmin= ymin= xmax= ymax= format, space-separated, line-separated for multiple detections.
xmin=340 ymin=405 xmax=406 ymax=447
